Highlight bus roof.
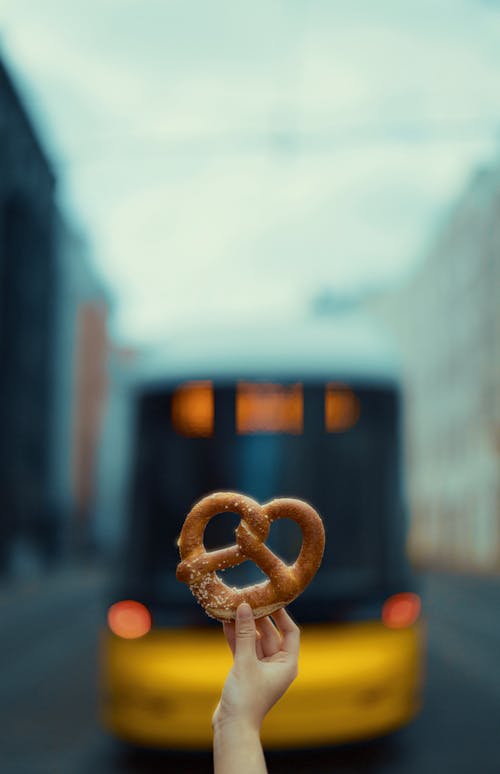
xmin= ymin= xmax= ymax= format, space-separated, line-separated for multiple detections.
xmin=127 ymin=312 xmax=401 ymax=387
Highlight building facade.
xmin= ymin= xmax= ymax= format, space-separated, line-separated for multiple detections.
xmin=368 ymin=164 xmax=500 ymax=572
xmin=51 ymin=219 xmax=109 ymax=556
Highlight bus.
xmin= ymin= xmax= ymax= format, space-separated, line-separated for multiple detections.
xmin=98 ymin=313 xmax=425 ymax=749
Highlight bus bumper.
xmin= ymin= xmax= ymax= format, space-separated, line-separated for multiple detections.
xmin=101 ymin=619 xmax=425 ymax=750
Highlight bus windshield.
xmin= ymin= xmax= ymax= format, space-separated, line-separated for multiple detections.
xmin=120 ymin=383 xmax=406 ymax=625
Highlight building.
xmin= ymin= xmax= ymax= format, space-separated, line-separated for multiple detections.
xmin=368 ymin=163 xmax=500 ymax=572
xmin=0 ymin=54 xmax=109 ymax=575
xmin=51 ymin=219 xmax=109 ymax=556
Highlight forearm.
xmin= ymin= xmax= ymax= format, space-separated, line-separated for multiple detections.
xmin=213 ymin=717 xmax=267 ymax=774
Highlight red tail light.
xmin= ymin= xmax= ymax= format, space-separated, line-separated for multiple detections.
xmin=382 ymin=592 xmax=421 ymax=629
xmin=108 ymin=600 xmax=152 ymax=639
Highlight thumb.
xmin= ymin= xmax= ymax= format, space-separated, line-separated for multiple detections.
xmin=234 ymin=602 xmax=256 ymax=664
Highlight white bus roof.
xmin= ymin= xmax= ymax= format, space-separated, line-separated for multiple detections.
xmin=128 ymin=312 xmax=401 ymax=387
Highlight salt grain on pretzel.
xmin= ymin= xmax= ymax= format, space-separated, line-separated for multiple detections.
xmin=176 ymin=491 xmax=325 ymax=621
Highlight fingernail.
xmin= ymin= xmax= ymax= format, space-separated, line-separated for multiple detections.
xmin=237 ymin=602 xmax=253 ymax=620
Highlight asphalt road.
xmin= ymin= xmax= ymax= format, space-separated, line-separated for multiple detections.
xmin=1 ymin=566 xmax=499 ymax=774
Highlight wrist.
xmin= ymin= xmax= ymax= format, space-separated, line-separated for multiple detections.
xmin=212 ymin=710 xmax=261 ymax=738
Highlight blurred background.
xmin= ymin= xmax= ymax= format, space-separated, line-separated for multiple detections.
xmin=0 ymin=1 xmax=499 ymax=772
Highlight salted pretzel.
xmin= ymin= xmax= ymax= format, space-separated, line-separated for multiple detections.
xmin=176 ymin=491 xmax=325 ymax=621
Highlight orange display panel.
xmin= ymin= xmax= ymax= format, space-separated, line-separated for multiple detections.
xmin=237 ymin=382 xmax=303 ymax=434
xmin=171 ymin=381 xmax=214 ymax=437
xmin=325 ymin=384 xmax=360 ymax=432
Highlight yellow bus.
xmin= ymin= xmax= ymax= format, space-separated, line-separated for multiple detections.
xmin=99 ymin=314 xmax=425 ymax=749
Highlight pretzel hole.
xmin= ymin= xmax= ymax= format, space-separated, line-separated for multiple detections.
xmin=217 ymin=560 xmax=267 ymax=587
xmin=268 ymin=519 xmax=303 ymax=564
xmin=203 ymin=511 xmax=241 ymax=551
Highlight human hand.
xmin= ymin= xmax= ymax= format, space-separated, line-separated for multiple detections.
xmin=212 ymin=602 xmax=300 ymax=734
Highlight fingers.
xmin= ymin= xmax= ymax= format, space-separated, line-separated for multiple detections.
xmin=256 ymin=616 xmax=281 ymax=658
xmin=223 ymin=606 xmax=300 ymax=663
xmin=234 ymin=602 xmax=257 ymax=665
xmin=224 ymin=617 xmax=264 ymax=658
xmin=272 ymin=607 xmax=300 ymax=658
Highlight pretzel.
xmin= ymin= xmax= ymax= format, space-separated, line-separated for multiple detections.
xmin=176 ymin=491 xmax=325 ymax=621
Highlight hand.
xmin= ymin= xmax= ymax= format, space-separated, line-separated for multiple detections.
xmin=212 ymin=603 xmax=300 ymax=733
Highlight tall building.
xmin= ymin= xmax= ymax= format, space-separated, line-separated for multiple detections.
xmin=0 ymin=54 xmax=109 ymax=575
xmin=368 ymin=163 xmax=500 ymax=572
xmin=0 ymin=55 xmax=57 ymax=574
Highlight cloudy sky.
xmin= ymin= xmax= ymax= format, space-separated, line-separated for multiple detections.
xmin=2 ymin=0 xmax=500 ymax=342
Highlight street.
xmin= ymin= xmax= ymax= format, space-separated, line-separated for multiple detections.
xmin=1 ymin=568 xmax=499 ymax=774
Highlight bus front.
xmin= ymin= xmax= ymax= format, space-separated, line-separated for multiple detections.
xmin=101 ymin=378 xmax=424 ymax=749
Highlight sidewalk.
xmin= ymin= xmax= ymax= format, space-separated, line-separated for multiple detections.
xmin=0 ymin=560 xmax=108 ymax=610
xmin=421 ymin=570 xmax=500 ymax=701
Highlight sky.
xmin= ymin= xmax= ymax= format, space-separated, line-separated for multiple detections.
xmin=1 ymin=0 xmax=500 ymax=343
